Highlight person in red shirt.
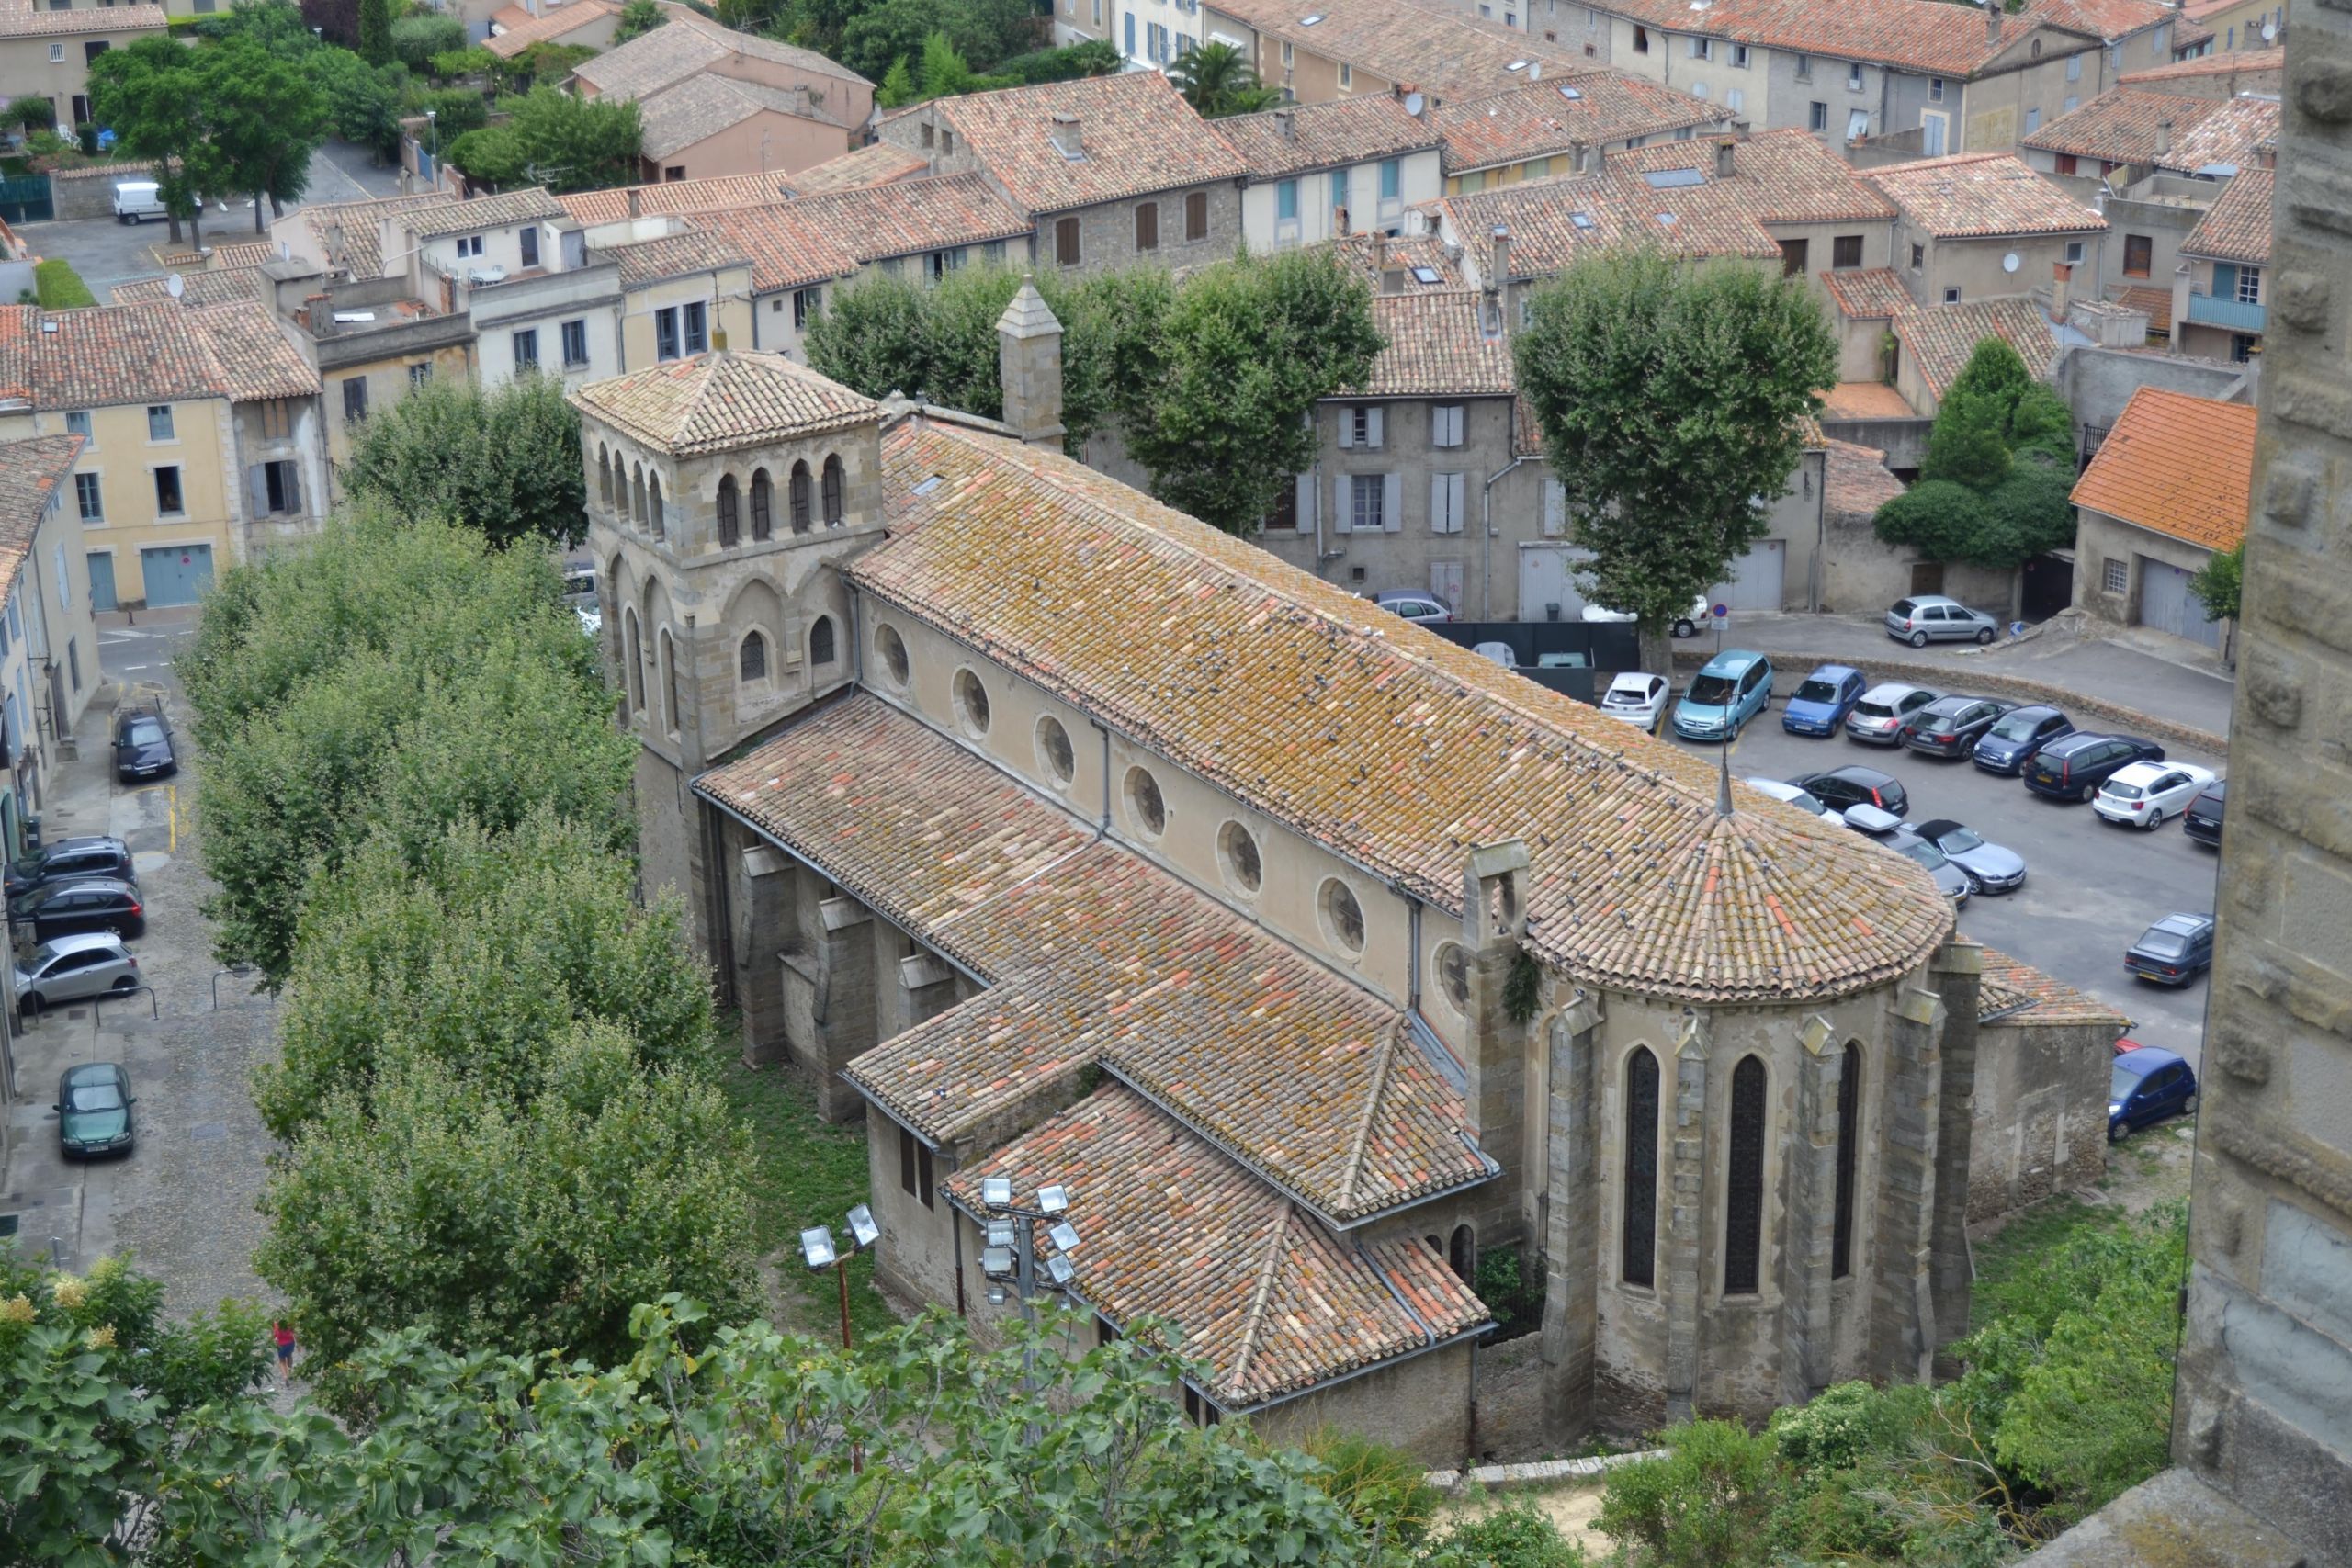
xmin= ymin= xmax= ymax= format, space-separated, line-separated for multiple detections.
xmin=271 ymin=1320 xmax=296 ymax=1384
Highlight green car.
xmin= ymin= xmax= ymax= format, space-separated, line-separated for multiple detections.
xmin=55 ymin=1062 xmax=135 ymax=1158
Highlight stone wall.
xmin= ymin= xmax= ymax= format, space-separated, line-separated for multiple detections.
xmin=1969 ymin=1013 xmax=2116 ymax=1222
xmin=1253 ymin=1340 xmax=1477 ymax=1467
xmin=51 ymin=161 xmax=157 ymax=220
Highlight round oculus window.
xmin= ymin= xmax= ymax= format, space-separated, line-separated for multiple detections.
xmin=876 ymin=623 xmax=910 ymax=689
xmin=1319 ymin=877 xmax=1366 ymax=956
xmin=1218 ymin=820 xmax=1262 ymax=896
xmin=953 ymin=668 xmax=991 ymax=737
xmin=1126 ymin=765 xmax=1167 ymax=838
xmin=1036 ymin=715 xmax=1076 ymax=787
xmin=1436 ymin=942 xmax=1470 ymax=1013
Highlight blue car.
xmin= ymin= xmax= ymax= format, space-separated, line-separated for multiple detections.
xmin=1971 ymin=704 xmax=2075 ymax=775
xmin=1782 ymin=664 xmax=1865 ymax=737
xmin=2109 ymin=1046 xmax=2198 ymax=1141
xmin=1672 ymin=649 xmax=1774 ymax=741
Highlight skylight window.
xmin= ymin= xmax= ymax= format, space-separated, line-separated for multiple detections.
xmin=1299 ymin=12 xmax=1323 ymax=22
xmin=912 ymin=474 xmax=945 ymax=494
xmin=1410 ymin=265 xmax=1442 ymax=284
xmin=1507 ymin=59 xmax=1528 ymax=71
xmin=1559 ymin=85 xmax=1583 ymax=99
xmin=1643 ymin=167 xmax=1705 ymax=188
xmin=1656 ymin=211 xmax=1677 ymax=225
xmin=1570 ymin=211 xmax=1596 ymax=229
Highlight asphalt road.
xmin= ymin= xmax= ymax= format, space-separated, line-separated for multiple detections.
xmin=1663 ymin=712 xmax=2220 ymax=1066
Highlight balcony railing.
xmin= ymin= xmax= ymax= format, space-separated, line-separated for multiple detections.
xmin=2185 ymin=290 xmax=2266 ymax=333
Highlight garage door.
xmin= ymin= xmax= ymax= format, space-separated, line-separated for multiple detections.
xmin=1518 ymin=544 xmax=1594 ymax=621
xmin=1710 ymin=539 xmax=1786 ymax=612
xmin=2135 ymin=556 xmax=2221 ymax=649
xmin=140 ymin=544 xmax=214 ymax=608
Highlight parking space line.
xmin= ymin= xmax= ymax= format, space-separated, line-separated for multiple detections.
xmin=120 ymin=781 xmax=178 ymax=854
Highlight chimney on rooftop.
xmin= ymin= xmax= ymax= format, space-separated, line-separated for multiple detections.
xmin=2155 ymin=117 xmax=2174 ymax=157
xmin=1372 ymin=229 xmax=1389 ymax=285
xmin=1049 ymin=111 xmax=1083 ymax=158
xmin=1273 ymin=107 xmax=1295 ymax=138
xmin=1715 ymin=137 xmax=1736 ymax=177
xmin=627 ymin=186 xmax=640 ymax=219
xmin=996 ymin=275 xmax=1067 ymax=452
xmin=1490 ymin=223 xmax=1512 ymax=285
xmin=1985 ymin=0 xmax=2002 ymax=43
xmin=2051 ymin=261 xmax=2073 ymax=325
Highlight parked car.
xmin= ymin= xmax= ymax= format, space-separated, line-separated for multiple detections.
xmin=1599 ymin=671 xmax=1669 ymax=731
xmin=577 ymin=605 xmax=603 ymax=638
xmin=1839 ymin=802 xmax=1904 ymax=834
xmin=2094 ymin=761 xmax=2220 ymax=830
xmin=1901 ymin=695 xmax=2016 ymax=759
xmin=1471 ymin=641 xmax=1519 ymax=671
xmin=14 ymin=932 xmax=139 ymax=1015
xmin=2184 ymin=779 xmax=2226 ymax=846
xmin=54 ymin=1062 xmax=136 ymax=1158
xmin=2022 ymin=733 xmax=2166 ymax=802
xmin=1744 ymin=777 xmax=1833 ymax=817
xmin=1840 ymin=810 xmax=1969 ymax=904
xmin=3 ymin=836 xmax=136 ymax=901
xmin=1671 ymin=649 xmax=1772 ymax=740
xmin=1971 ymin=704 xmax=2075 ymax=775
xmin=1909 ymin=818 xmax=2026 ymax=893
xmin=112 ymin=708 xmax=177 ymax=782
xmin=1375 ymin=590 xmax=1454 ymax=625
xmin=2113 ymin=1036 xmax=2146 ymax=1055
xmin=1782 ymin=664 xmax=1866 ymax=737
xmin=7 ymin=878 xmax=145 ymax=942
xmin=111 ymin=181 xmax=170 ymax=223
xmin=1583 ymin=594 xmax=1707 ymax=638
xmin=1845 ymin=682 xmax=1940 ymax=746
xmin=1791 ymin=764 xmax=1910 ymax=818
xmin=1534 ymin=650 xmax=1590 ymax=669
xmin=2109 ymin=1046 xmax=2199 ymax=1141
xmin=1885 ymin=594 xmax=2000 ymax=647
xmin=2126 ymin=912 xmax=2216 ymax=986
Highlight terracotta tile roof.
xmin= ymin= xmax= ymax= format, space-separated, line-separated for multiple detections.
xmin=0 ymin=307 xmax=29 ymax=408
xmin=1446 ymin=130 xmax=1891 ymax=280
xmin=2070 ymin=385 xmax=2256 ymax=552
xmin=1820 ymin=267 xmax=1913 ymax=320
xmin=946 ymin=1085 xmax=1487 ymax=1406
xmin=401 ymin=187 xmax=571 ymax=240
xmin=569 ymin=350 xmax=878 ymax=454
xmin=1824 ymin=438 xmax=1905 ymax=521
xmin=639 ymin=73 xmax=844 ymax=157
xmin=297 ymin=191 xmax=453 ymax=277
xmin=560 ymin=171 xmax=796 ymax=226
xmin=158 ymin=240 xmax=276 ymax=271
xmin=1216 ymin=96 xmax=1442 ymax=181
xmin=1893 ymin=297 xmax=2061 ymax=401
xmin=2180 ymin=166 xmax=2270 ymax=265
xmin=784 ymin=139 xmax=932 ymax=197
xmin=2034 ymin=0 xmax=2196 ymax=43
xmin=603 ymin=224 xmax=749 ymax=288
xmin=1819 ymin=380 xmax=1919 ymax=420
xmin=704 ymin=204 xmax=861 ymax=292
xmin=18 ymin=300 xmax=316 ymax=409
xmin=1595 ymin=0 xmax=2098 ymax=77
xmin=110 ymin=268 xmax=266 ymax=308
xmin=1867 ymin=152 xmax=2107 ymax=238
xmin=2110 ymin=283 xmax=2174 ymax=333
xmin=573 ymin=6 xmax=866 ymax=99
xmin=0 ymin=0 xmax=165 ymax=36
xmin=929 ymin=73 xmax=1246 ymax=215
xmin=2119 ymin=45 xmax=2281 ymax=84
xmin=849 ymin=416 xmax=1952 ymax=1004
xmin=1349 ymin=291 xmax=1512 ymax=397
xmin=1977 ymin=947 xmax=2130 ymax=1026
xmin=1430 ymin=71 xmax=1735 ymax=176
xmin=2022 ymin=86 xmax=2278 ymax=170
xmin=486 ymin=0 xmax=616 ymax=57
xmin=1209 ymin=0 xmax=1589 ymax=104
xmin=1335 ymin=231 xmax=1469 ymax=291
xmin=704 ymin=694 xmax=1492 ymax=1223
xmin=788 ymin=171 xmax=1033 ymax=263
xmin=0 ymin=434 xmax=83 ymax=592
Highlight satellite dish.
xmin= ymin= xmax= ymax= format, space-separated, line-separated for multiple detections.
xmin=2002 ymin=252 xmax=2021 ymax=273
xmin=2262 ymin=19 xmax=2278 ymax=39
xmin=164 ymin=272 xmax=185 ymax=299
xmin=1403 ymin=90 xmax=1425 ymax=115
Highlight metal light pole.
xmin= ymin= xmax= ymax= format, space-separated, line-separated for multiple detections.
xmin=801 ymin=1204 xmax=881 ymax=1475
xmin=977 ymin=1177 xmax=1080 ymax=1446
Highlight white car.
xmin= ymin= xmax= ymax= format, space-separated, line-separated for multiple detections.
xmin=2093 ymin=761 xmax=2219 ymax=829
xmin=1472 ymin=641 xmax=1519 ymax=670
xmin=1598 ymin=671 xmax=1668 ymax=730
xmin=1581 ymin=594 xmax=1708 ymax=638
xmin=1743 ymin=777 xmax=1832 ymax=817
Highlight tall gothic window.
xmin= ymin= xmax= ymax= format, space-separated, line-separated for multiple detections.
xmin=716 ymin=475 xmax=740 ymax=547
xmin=740 ymin=629 xmax=767 ymax=682
xmin=790 ymin=460 xmax=813 ymax=533
xmin=597 ymin=446 xmax=612 ymax=505
xmin=1724 ymin=1055 xmax=1767 ymax=1295
xmin=750 ymin=468 xmax=773 ymax=540
xmin=821 ymin=454 xmax=845 ymax=525
xmin=1833 ymin=1043 xmax=1861 ymax=1280
xmin=809 ymin=615 xmax=836 ymax=666
xmin=1623 ymin=1047 xmax=1659 ymax=1288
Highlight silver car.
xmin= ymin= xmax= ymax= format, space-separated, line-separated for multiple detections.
xmin=1846 ymin=682 xmax=1939 ymax=745
xmin=1885 ymin=594 xmax=2001 ymax=647
xmin=15 ymin=931 xmax=140 ymax=1014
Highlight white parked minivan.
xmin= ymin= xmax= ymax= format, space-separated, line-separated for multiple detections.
xmin=112 ymin=181 xmax=169 ymax=223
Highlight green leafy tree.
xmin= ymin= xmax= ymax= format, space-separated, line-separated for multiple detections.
xmin=450 ymin=84 xmax=641 ymax=190
xmin=356 ymin=0 xmax=391 ymax=63
xmin=1168 ymin=39 xmax=1281 ymax=117
xmin=1515 ymin=248 xmax=1836 ymax=671
xmin=2191 ymin=538 xmax=2243 ymax=624
xmin=344 ymin=370 xmax=588 ymax=547
xmin=418 ymin=84 xmax=490 ymax=138
xmin=920 ymin=28 xmax=973 ymax=96
xmin=389 ymin=11 xmax=466 ymax=70
xmin=614 ymin=0 xmax=666 ymax=41
xmin=195 ymin=33 xmax=330 ymax=229
xmin=499 ymin=38 xmax=598 ymax=89
xmin=1881 ymin=335 xmax=2078 ymax=573
xmin=837 ymin=0 xmax=1035 ymax=81
xmin=876 ymin=52 xmax=917 ymax=107
xmin=10 ymin=95 xmax=54 ymax=130
xmin=190 ymin=0 xmax=322 ymax=51
xmin=1921 ymin=382 xmax=2012 ymax=489
xmin=305 ymin=46 xmax=403 ymax=156
xmin=85 ymin=35 xmax=209 ymax=245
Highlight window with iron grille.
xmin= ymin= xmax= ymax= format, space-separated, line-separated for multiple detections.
xmin=1832 ymin=1043 xmax=1860 ymax=1279
xmin=821 ymin=455 xmax=845 ymax=525
xmin=1623 ymin=1047 xmax=1659 ymax=1287
xmin=1724 ymin=1055 xmax=1766 ymax=1294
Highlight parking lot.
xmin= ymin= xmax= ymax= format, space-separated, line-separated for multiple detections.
xmin=1659 ymin=698 xmax=2220 ymax=1066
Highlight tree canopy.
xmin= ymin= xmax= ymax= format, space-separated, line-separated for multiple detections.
xmin=2190 ymin=537 xmax=2243 ymax=625
xmin=1877 ymin=336 xmax=2077 ymax=571
xmin=449 ymin=85 xmax=644 ymax=191
xmin=343 ymin=370 xmax=588 ymax=548
xmin=1514 ymin=247 xmax=1836 ymax=668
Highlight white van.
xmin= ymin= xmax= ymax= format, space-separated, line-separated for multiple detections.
xmin=111 ymin=181 xmax=169 ymax=224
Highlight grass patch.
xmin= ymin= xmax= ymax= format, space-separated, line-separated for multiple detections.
xmin=721 ymin=1057 xmax=897 ymax=1343
xmin=34 ymin=256 xmax=96 ymax=309
xmin=1969 ymin=1194 xmax=2122 ymax=1330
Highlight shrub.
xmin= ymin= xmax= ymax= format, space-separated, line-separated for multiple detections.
xmin=415 ymin=85 xmax=488 ymax=137
xmin=1595 ymin=1419 xmax=1782 ymax=1568
xmin=34 ymin=258 xmax=96 ymax=310
xmin=1474 ymin=1244 xmax=1544 ymax=1341
xmin=1296 ymin=1427 xmax=1443 ymax=1551
xmin=427 ymin=44 xmax=498 ymax=80
xmin=390 ymin=11 xmax=466 ymax=70
xmin=1431 ymin=1500 xmax=1589 ymax=1568
xmin=10 ymin=96 xmax=54 ymax=130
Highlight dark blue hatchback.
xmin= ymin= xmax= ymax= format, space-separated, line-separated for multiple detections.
xmin=1782 ymin=664 xmax=1865 ymax=736
xmin=2109 ymin=1047 xmax=2198 ymax=1141
xmin=1972 ymin=704 xmax=2075 ymax=774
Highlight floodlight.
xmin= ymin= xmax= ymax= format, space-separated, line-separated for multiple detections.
xmin=1045 ymin=1253 xmax=1076 ymax=1288
xmin=799 ymin=1225 xmax=838 ymax=1271
xmin=986 ymin=1283 xmax=1009 ymax=1306
xmin=986 ymin=1218 xmax=1017 ymax=1249
xmin=981 ymin=1176 xmax=1013 ymax=1210
xmin=1047 ymin=1221 xmax=1081 ymax=1254
xmin=982 ymin=1245 xmax=1015 ymax=1279
xmin=846 ymin=1204 xmax=880 ymax=1250
xmin=1036 ymin=1184 xmax=1069 ymax=1216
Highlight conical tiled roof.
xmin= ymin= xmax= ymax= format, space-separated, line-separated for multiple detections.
xmin=568 ymin=350 xmax=879 ymax=456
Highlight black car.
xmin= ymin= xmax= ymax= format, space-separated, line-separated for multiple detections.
xmin=2 ymin=836 xmax=136 ymax=901
xmin=1971 ymin=704 xmax=2075 ymax=775
xmin=1790 ymin=765 xmax=1910 ymax=818
xmin=2022 ymin=733 xmax=2165 ymax=802
xmin=1901 ymin=695 xmax=2017 ymax=760
xmin=2184 ymin=779 xmax=2225 ymax=846
xmin=8 ymin=877 xmax=145 ymax=942
xmin=2126 ymin=913 xmax=2215 ymax=986
xmin=112 ymin=708 xmax=177 ymax=782
xmin=55 ymin=1062 xmax=135 ymax=1159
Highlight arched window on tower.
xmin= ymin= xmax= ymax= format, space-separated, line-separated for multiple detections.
xmin=648 ymin=474 xmax=664 ymax=539
xmin=750 ymin=468 xmax=773 ymax=540
xmin=659 ymin=628 xmax=681 ymax=737
xmin=821 ymin=454 xmax=845 ymax=526
xmin=716 ymin=474 xmax=740 ymax=547
xmin=622 ymin=607 xmax=644 ymax=718
xmin=1832 ymin=1043 xmax=1861 ymax=1280
xmin=1447 ymin=1225 xmax=1474 ymax=1284
xmin=1623 ymin=1047 xmax=1659 ymax=1289
xmin=630 ymin=464 xmax=646 ymax=526
xmin=740 ymin=629 xmax=767 ymax=682
xmin=809 ymin=615 xmax=836 ymax=666
xmin=789 ymin=460 xmax=812 ymax=534
xmin=1724 ymin=1055 xmax=1767 ymax=1295
xmin=597 ymin=446 xmax=612 ymax=506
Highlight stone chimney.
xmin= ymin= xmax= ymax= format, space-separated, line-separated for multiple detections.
xmin=1456 ymin=840 xmax=1534 ymax=1198
xmin=1048 ymin=111 xmax=1083 ymax=158
xmin=1715 ymin=137 xmax=1736 ymax=177
xmin=1273 ymin=107 xmax=1295 ymax=138
xmin=1490 ymin=224 xmax=1512 ymax=284
xmin=627 ymin=186 xmax=641 ymax=219
xmin=2155 ymin=118 xmax=2174 ymax=158
xmin=2050 ymin=261 xmax=2072 ymax=324
xmin=1984 ymin=0 xmax=2002 ymax=42
xmin=996 ymin=276 xmax=1066 ymax=452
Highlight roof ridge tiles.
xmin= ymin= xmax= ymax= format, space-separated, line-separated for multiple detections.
xmin=1226 ymin=1198 xmax=1295 ymax=1391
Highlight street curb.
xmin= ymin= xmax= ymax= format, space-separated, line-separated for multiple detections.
xmin=1670 ymin=648 xmax=2230 ymax=761
xmin=1425 ymin=1448 xmax=1668 ymax=1495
